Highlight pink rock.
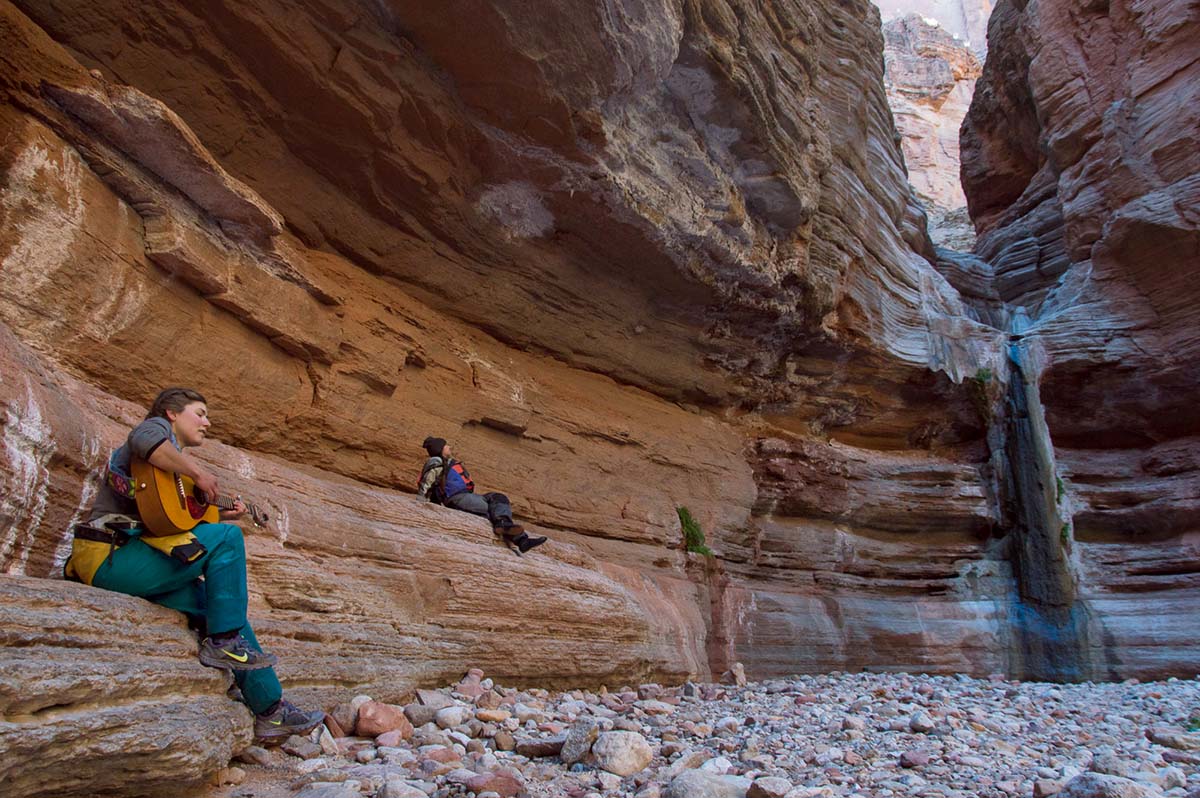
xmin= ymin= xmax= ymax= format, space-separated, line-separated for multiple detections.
xmin=637 ymin=684 xmax=662 ymax=700
xmin=322 ymin=713 xmax=346 ymax=738
xmin=456 ymin=669 xmax=488 ymax=698
xmin=601 ymin=695 xmax=627 ymax=712
xmin=466 ymin=770 xmax=524 ymax=797
xmin=357 ymin=701 xmax=414 ymax=738
xmin=423 ymin=746 xmax=461 ymax=764
xmin=375 ymin=729 xmax=409 ymax=747
xmin=418 ymin=759 xmax=457 ymax=778
xmin=900 ymin=749 xmax=930 ymax=768
xmin=475 ymin=691 xmax=503 ymax=710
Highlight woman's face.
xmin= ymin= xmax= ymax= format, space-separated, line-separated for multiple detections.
xmin=168 ymin=401 xmax=211 ymax=447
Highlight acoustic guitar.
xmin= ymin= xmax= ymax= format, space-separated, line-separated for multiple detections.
xmin=131 ymin=457 xmax=269 ymax=536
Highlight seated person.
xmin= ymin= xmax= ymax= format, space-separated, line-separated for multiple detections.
xmin=65 ymin=387 xmax=324 ymax=741
xmin=417 ymin=436 xmax=547 ymax=554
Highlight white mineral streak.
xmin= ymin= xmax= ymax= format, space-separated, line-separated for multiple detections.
xmin=51 ymin=432 xmax=105 ymax=571
xmin=276 ymin=503 xmax=291 ymax=545
xmin=1 ymin=382 xmax=55 ymax=574
xmin=0 ymin=141 xmax=85 ymax=297
xmin=234 ymin=451 xmax=256 ymax=480
xmin=476 ymin=182 xmax=555 ymax=239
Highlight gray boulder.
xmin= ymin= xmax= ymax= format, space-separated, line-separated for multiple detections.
xmin=665 ymin=769 xmax=752 ymax=798
xmin=1060 ymin=773 xmax=1164 ymax=798
xmin=591 ymin=730 xmax=653 ymax=776
xmin=561 ymin=717 xmax=600 ymax=764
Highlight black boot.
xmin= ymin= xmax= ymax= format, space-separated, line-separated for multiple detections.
xmin=515 ymin=531 xmax=547 ymax=554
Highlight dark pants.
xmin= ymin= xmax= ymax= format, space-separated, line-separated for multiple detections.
xmin=445 ymin=491 xmax=516 ymax=530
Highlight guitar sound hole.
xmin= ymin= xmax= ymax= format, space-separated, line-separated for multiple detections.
xmin=185 ymin=495 xmax=208 ymax=520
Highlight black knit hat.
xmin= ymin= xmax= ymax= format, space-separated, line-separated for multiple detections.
xmin=423 ymin=437 xmax=447 ymax=457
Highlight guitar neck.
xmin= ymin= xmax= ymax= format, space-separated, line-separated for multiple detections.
xmin=211 ymin=493 xmax=267 ymax=525
xmin=213 ymin=495 xmax=250 ymax=512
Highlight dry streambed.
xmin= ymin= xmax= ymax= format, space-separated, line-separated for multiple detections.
xmin=210 ymin=670 xmax=1200 ymax=798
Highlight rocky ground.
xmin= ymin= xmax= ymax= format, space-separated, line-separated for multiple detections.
xmin=204 ymin=668 xmax=1200 ymax=798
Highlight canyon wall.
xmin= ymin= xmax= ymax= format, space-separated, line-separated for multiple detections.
xmin=873 ymin=0 xmax=994 ymax=56
xmin=883 ymin=13 xmax=981 ymax=249
xmin=0 ymin=0 xmax=1197 ymax=790
xmin=0 ymin=0 xmax=1010 ymax=686
xmin=961 ymin=0 xmax=1200 ymax=680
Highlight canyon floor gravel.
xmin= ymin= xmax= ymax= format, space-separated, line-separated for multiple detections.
xmin=208 ymin=669 xmax=1200 ymax=798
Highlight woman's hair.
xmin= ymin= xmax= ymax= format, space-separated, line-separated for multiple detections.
xmin=146 ymin=387 xmax=207 ymax=420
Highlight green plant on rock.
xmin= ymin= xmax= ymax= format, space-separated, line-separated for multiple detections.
xmin=677 ymin=506 xmax=714 ymax=556
xmin=967 ymin=367 xmax=994 ymax=423
xmin=1188 ymin=716 xmax=1200 ymax=732
xmin=1056 ymin=476 xmax=1066 ymax=504
xmin=1060 ymin=522 xmax=1071 ymax=546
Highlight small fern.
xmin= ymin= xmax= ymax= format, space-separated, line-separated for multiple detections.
xmin=677 ymin=506 xmax=714 ymax=556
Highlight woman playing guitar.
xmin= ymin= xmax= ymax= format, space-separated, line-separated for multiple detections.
xmin=65 ymin=387 xmax=323 ymax=741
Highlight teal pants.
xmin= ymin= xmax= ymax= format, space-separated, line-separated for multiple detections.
xmin=91 ymin=522 xmax=282 ymax=714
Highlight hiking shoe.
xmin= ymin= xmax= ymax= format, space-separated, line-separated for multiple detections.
xmin=495 ymin=523 xmax=524 ymax=538
xmin=516 ymin=533 xmax=547 ymax=554
xmin=199 ymin=634 xmax=278 ymax=672
xmin=254 ymin=699 xmax=325 ymax=742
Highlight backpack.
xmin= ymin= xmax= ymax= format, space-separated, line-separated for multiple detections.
xmin=423 ymin=458 xmax=474 ymax=504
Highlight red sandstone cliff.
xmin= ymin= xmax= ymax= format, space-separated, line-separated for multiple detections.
xmin=0 ymin=0 xmax=1196 ymax=793
xmin=961 ymin=0 xmax=1200 ymax=679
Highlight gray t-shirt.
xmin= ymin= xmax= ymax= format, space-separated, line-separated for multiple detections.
xmin=88 ymin=416 xmax=177 ymax=521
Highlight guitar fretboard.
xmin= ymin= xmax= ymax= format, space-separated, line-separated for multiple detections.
xmin=176 ymin=473 xmax=265 ymax=521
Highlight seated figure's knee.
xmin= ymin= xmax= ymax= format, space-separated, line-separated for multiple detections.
xmin=222 ymin=523 xmax=246 ymax=553
xmin=196 ymin=522 xmax=245 ymax=554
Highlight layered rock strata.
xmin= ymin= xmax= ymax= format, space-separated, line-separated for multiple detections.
xmin=9 ymin=0 xmax=987 ymax=411
xmin=873 ymin=0 xmax=994 ymax=56
xmin=883 ymin=13 xmax=982 ymax=250
xmin=0 ymin=319 xmax=714 ymax=695
xmin=0 ymin=8 xmax=1195 ymax=798
xmin=883 ymin=12 xmax=984 ymax=249
xmin=961 ymin=0 xmax=1200 ymax=680
xmin=0 ymin=575 xmax=253 ymax=798
xmin=0 ymin=0 xmax=1012 ymax=682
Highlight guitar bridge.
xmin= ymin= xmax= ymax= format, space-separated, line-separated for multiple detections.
xmin=174 ymin=473 xmax=188 ymax=510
